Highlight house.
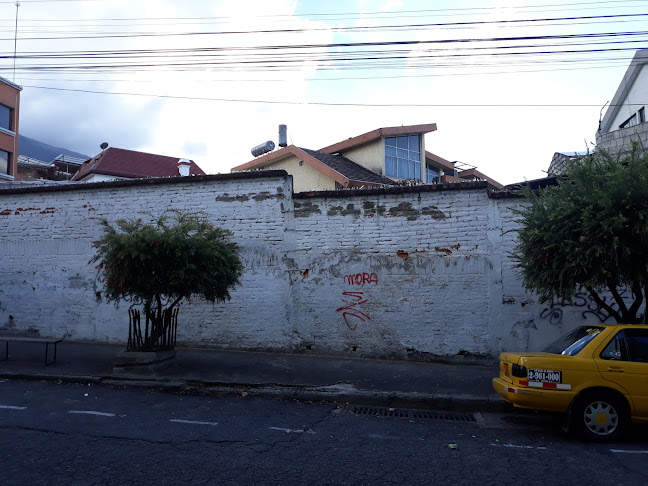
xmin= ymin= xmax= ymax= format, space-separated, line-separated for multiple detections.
xmin=17 ymin=154 xmax=88 ymax=181
xmin=232 ymin=124 xmax=502 ymax=193
xmin=0 ymin=75 xmax=21 ymax=182
xmin=71 ymin=147 xmax=206 ymax=182
xmin=596 ymin=48 xmax=648 ymax=155
xmin=547 ymin=151 xmax=588 ymax=176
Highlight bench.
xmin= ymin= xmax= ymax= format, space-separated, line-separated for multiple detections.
xmin=0 ymin=336 xmax=63 ymax=365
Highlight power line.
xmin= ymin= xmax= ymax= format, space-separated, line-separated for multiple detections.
xmin=11 ymin=60 xmax=633 ymax=83
xmin=7 ymin=44 xmax=647 ymax=73
xmin=1 ymin=0 xmax=645 ymax=21
xmin=2 ymin=12 xmax=648 ymax=42
xmin=4 ymin=30 xmax=647 ymax=58
xmin=23 ymin=84 xmax=646 ymax=108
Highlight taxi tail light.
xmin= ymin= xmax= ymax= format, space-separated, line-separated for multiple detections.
xmin=512 ymin=364 xmax=527 ymax=378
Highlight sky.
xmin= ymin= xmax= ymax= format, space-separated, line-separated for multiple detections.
xmin=0 ymin=0 xmax=646 ymax=185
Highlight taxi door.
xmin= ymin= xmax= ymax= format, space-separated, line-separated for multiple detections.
xmin=595 ymin=328 xmax=648 ymax=418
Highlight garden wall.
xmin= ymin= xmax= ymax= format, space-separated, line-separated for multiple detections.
xmin=0 ymin=172 xmax=625 ymax=360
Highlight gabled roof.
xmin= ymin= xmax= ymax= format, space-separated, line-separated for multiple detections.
xmin=599 ymin=49 xmax=648 ymax=134
xmin=231 ymin=145 xmax=390 ymax=188
xmin=299 ymin=148 xmax=393 ymax=186
xmin=319 ymin=123 xmax=437 ymax=154
xmin=71 ymin=147 xmax=205 ymax=181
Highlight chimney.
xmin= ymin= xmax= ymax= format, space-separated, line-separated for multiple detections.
xmin=278 ymin=124 xmax=287 ymax=147
xmin=178 ymin=158 xmax=192 ymax=177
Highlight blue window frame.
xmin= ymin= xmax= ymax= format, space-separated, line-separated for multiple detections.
xmin=385 ymin=135 xmax=420 ymax=180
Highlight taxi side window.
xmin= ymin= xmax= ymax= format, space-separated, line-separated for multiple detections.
xmin=600 ymin=331 xmax=628 ymax=361
xmin=625 ymin=329 xmax=648 ymax=363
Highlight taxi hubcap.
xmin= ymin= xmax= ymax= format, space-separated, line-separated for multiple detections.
xmin=584 ymin=401 xmax=618 ymax=435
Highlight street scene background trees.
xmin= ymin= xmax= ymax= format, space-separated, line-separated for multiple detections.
xmin=513 ymin=144 xmax=648 ymax=324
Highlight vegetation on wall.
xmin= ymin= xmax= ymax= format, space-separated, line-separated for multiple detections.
xmin=91 ymin=210 xmax=243 ymax=350
xmin=512 ymin=144 xmax=648 ymax=323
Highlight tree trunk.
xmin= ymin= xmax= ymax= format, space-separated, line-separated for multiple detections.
xmin=586 ymin=285 xmax=644 ymax=324
xmin=127 ymin=305 xmax=179 ymax=351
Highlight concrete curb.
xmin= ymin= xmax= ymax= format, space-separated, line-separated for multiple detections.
xmin=0 ymin=371 xmax=512 ymax=413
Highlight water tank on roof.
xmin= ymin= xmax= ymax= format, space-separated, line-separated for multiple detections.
xmin=251 ymin=141 xmax=275 ymax=157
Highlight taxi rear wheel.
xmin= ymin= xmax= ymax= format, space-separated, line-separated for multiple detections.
xmin=570 ymin=392 xmax=628 ymax=442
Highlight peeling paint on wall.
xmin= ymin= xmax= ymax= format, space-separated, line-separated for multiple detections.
xmin=294 ymin=201 xmax=321 ymax=217
xmin=215 ymin=193 xmax=250 ymax=202
xmin=388 ymin=202 xmax=421 ymax=220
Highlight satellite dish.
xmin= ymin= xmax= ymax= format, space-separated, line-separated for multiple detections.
xmin=100 ymin=142 xmax=108 ymax=150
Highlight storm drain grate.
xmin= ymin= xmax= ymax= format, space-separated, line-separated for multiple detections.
xmin=339 ymin=406 xmax=477 ymax=422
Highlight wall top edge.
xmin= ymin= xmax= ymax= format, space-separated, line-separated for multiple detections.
xmin=0 ymin=170 xmax=290 ymax=196
xmin=294 ymin=180 xmax=489 ymax=199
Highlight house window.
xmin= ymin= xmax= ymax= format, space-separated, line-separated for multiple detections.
xmin=639 ymin=107 xmax=646 ymax=124
xmin=385 ymin=135 xmax=420 ymax=180
xmin=0 ymin=149 xmax=9 ymax=175
xmin=0 ymin=104 xmax=11 ymax=132
xmin=425 ymin=165 xmax=439 ymax=183
xmin=619 ymin=113 xmax=637 ymax=129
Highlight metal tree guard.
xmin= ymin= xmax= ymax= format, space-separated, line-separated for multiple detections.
xmin=127 ymin=308 xmax=178 ymax=351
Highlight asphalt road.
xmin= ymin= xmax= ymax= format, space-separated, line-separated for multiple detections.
xmin=1 ymin=379 xmax=647 ymax=485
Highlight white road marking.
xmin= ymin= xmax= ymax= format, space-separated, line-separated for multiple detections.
xmin=170 ymin=419 xmax=219 ymax=426
xmin=610 ymin=449 xmax=648 ymax=454
xmin=364 ymin=434 xmax=405 ymax=440
xmin=269 ymin=427 xmax=315 ymax=434
xmin=0 ymin=405 xmax=27 ymax=410
xmin=490 ymin=443 xmax=548 ymax=450
xmin=69 ymin=410 xmax=116 ymax=417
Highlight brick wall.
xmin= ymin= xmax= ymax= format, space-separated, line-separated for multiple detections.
xmin=595 ymin=123 xmax=648 ymax=157
xmin=0 ymin=172 xmax=296 ymax=350
xmin=0 ymin=173 xmax=628 ymax=359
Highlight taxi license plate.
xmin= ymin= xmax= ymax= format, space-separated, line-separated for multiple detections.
xmin=528 ymin=369 xmax=562 ymax=383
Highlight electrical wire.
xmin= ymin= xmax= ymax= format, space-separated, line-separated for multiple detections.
xmin=23 ymin=84 xmax=647 ymax=108
xmin=1 ymin=12 xmax=647 ymax=41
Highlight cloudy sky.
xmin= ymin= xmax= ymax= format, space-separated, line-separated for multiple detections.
xmin=0 ymin=0 xmax=645 ymax=185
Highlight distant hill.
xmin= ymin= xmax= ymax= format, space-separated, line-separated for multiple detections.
xmin=18 ymin=134 xmax=90 ymax=163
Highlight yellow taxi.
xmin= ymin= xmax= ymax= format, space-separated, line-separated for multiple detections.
xmin=493 ymin=324 xmax=648 ymax=441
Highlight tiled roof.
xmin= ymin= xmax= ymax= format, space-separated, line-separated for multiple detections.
xmin=298 ymin=148 xmax=393 ymax=186
xmin=71 ymin=147 xmax=205 ymax=181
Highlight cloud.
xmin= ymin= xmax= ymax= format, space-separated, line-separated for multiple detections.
xmin=0 ymin=0 xmax=636 ymax=184
xmin=19 ymin=87 xmax=165 ymax=157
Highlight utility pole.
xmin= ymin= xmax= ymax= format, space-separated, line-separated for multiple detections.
xmin=13 ymin=2 xmax=20 ymax=82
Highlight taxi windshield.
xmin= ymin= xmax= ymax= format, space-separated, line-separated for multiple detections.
xmin=543 ymin=326 xmax=605 ymax=356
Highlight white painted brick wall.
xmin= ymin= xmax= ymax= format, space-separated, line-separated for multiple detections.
xmin=0 ymin=174 xmax=296 ymax=350
xmin=0 ymin=175 xmax=632 ymax=360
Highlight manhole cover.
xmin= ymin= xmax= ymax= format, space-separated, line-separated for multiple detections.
xmin=338 ymin=405 xmax=477 ymax=422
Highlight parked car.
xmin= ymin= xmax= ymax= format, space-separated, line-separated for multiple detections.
xmin=493 ymin=324 xmax=648 ymax=441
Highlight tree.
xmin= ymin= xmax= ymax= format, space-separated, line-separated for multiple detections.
xmin=91 ymin=210 xmax=243 ymax=350
xmin=512 ymin=144 xmax=648 ymax=324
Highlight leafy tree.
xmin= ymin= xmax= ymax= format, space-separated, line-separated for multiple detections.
xmin=512 ymin=144 xmax=648 ymax=323
xmin=91 ymin=210 xmax=243 ymax=350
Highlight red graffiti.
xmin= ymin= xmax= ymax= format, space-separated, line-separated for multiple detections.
xmin=336 ymin=292 xmax=371 ymax=331
xmin=344 ymin=272 xmax=379 ymax=286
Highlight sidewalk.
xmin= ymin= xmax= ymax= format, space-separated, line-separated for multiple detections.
xmin=0 ymin=340 xmax=509 ymax=412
